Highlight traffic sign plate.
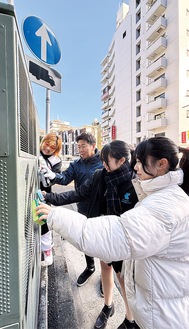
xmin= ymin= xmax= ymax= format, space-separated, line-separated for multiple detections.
xmin=22 ymin=16 xmax=61 ymax=65
xmin=26 ymin=55 xmax=61 ymax=92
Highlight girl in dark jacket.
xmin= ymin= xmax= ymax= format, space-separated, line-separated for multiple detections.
xmin=42 ymin=140 xmax=138 ymax=329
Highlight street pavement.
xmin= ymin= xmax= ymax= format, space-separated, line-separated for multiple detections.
xmin=38 ymin=184 xmax=126 ymax=329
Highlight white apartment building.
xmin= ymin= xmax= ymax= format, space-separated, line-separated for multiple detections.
xmin=101 ymin=0 xmax=189 ymax=147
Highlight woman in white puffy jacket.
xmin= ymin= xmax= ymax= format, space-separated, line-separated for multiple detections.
xmin=36 ymin=136 xmax=189 ymax=329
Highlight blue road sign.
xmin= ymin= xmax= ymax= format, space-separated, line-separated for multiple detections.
xmin=22 ymin=16 xmax=61 ymax=65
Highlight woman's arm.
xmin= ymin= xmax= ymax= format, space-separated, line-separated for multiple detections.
xmin=36 ymin=204 xmax=132 ymax=263
xmin=36 ymin=201 xmax=171 ymax=263
xmin=44 ymin=189 xmax=85 ymax=206
xmin=44 ymin=176 xmax=93 ymax=206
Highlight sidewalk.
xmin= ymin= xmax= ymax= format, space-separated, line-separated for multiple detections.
xmin=38 ymin=185 xmax=126 ymax=329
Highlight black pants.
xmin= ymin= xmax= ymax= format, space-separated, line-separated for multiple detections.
xmin=78 ymin=207 xmax=95 ymax=269
xmin=41 ymin=222 xmax=49 ymax=235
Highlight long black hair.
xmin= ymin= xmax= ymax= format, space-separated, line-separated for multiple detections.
xmin=100 ymin=140 xmax=131 ymax=169
xmin=134 ymin=137 xmax=179 ymax=176
xmin=179 ymin=147 xmax=189 ymax=195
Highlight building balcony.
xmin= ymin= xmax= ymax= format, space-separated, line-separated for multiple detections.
xmin=108 ymin=118 xmax=114 ymax=128
xmin=147 ymin=117 xmax=167 ymax=130
xmin=101 ymin=93 xmax=115 ymax=109
xmin=101 ymin=119 xmax=110 ymax=129
xmin=109 ymin=51 xmax=115 ymax=64
xmin=101 ymin=93 xmax=110 ymax=101
xmin=101 ymin=63 xmax=111 ymax=75
xmin=146 ymin=56 xmax=167 ymax=78
xmin=147 ymin=77 xmax=167 ymax=95
xmin=101 ymin=53 xmax=110 ymax=67
xmin=109 ymin=74 xmax=115 ymax=87
xmin=101 ymin=139 xmax=110 ymax=146
xmin=101 ymin=100 xmax=110 ymax=110
xmin=108 ymin=40 xmax=115 ymax=55
xmin=101 ymin=109 xmax=110 ymax=120
xmin=146 ymin=97 xmax=167 ymax=113
xmin=146 ymin=0 xmax=167 ymax=25
xmin=109 ymin=107 xmax=115 ymax=118
xmin=109 ymin=85 xmax=115 ymax=98
xmin=101 ymin=65 xmax=115 ymax=85
xmin=101 ymin=72 xmax=110 ymax=84
xmin=101 ymin=107 xmax=115 ymax=121
xmin=109 ymin=55 xmax=114 ymax=67
xmin=146 ymin=36 xmax=167 ymax=60
xmin=109 ymin=96 xmax=115 ymax=107
xmin=108 ymin=96 xmax=115 ymax=108
xmin=146 ymin=0 xmax=156 ymax=3
xmin=101 ymin=85 xmax=111 ymax=100
xmin=146 ymin=16 xmax=167 ymax=43
xmin=108 ymin=64 xmax=115 ymax=79
xmin=101 ymin=130 xmax=109 ymax=137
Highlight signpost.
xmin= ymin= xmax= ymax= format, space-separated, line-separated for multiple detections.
xmin=22 ymin=15 xmax=62 ymax=133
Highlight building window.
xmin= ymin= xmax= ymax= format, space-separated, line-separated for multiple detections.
xmin=154 ymin=112 xmax=165 ymax=120
xmin=155 ymin=132 xmax=165 ymax=137
xmin=136 ymin=121 xmax=141 ymax=133
xmin=136 ymin=42 xmax=141 ymax=55
xmin=136 ymin=0 xmax=141 ymax=7
xmin=123 ymin=31 xmax=126 ymax=39
xmin=136 ymin=137 xmax=141 ymax=144
xmin=136 ymin=58 xmax=141 ymax=70
xmin=136 ymin=10 xmax=141 ymax=23
xmin=186 ymin=110 xmax=189 ymax=118
xmin=187 ymin=49 xmax=189 ymax=56
xmin=136 ymin=90 xmax=141 ymax=102
xmin=136 ymin=26 xmax=141 ymax=39
xmin=154 ymin=92 xmax=165 ymax=100
xmin=136 ymin=105 xmax=141 ymax=117
xmin=136 ymin=74 xmax=141 ymax=86
xmin=154 ymin=73 xmax=165 ymax=82
xmin=187 ymin=70 xmax=189 ymax=77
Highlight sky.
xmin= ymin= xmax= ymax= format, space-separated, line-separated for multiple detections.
xmin=7 ymin=0 xmax=129 ymax=129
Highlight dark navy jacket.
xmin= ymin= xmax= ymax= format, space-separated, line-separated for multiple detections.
xmin=52 ymin=148 xmax=103 ymax=215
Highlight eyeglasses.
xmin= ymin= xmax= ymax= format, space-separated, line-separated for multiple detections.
xmin=43 ymin=140 xmax=57 ymax=150
xmin=77 ymin=144 xmax=88 ymax=150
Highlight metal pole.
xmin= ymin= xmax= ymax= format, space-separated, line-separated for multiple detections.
xmin=46 ymin=88 xmax=50 ymax=134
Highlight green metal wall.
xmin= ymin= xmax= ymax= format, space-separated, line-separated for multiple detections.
xmin=0 ymin=3 xmax=41 ymax=329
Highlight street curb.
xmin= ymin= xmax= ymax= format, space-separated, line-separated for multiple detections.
xmin=38 ymin=261 xmax=48 ymax=329
xmin=48 ymin=232 xmax=79 ymax=329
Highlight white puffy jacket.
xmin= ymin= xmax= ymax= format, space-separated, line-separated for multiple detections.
xmin=47 ymin=169 xmax=189 ymax=329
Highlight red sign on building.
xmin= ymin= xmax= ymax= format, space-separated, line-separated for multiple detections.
xmin=181 ymin=131 xmax=187 ymax=143
xmin=111 ymin=125 xmax=116 ymax=140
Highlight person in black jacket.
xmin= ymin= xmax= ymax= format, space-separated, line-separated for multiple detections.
xmin=42 ymin=140 xmax=139 ymax=329
xmin=39 ymin=132 xmax=103 ymax=286
xmin=39 ymin=132 xmax=62 ymax=266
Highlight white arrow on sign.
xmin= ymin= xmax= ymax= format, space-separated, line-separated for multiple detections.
xmin=35 ymin=24 xmax=52 ymax=62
